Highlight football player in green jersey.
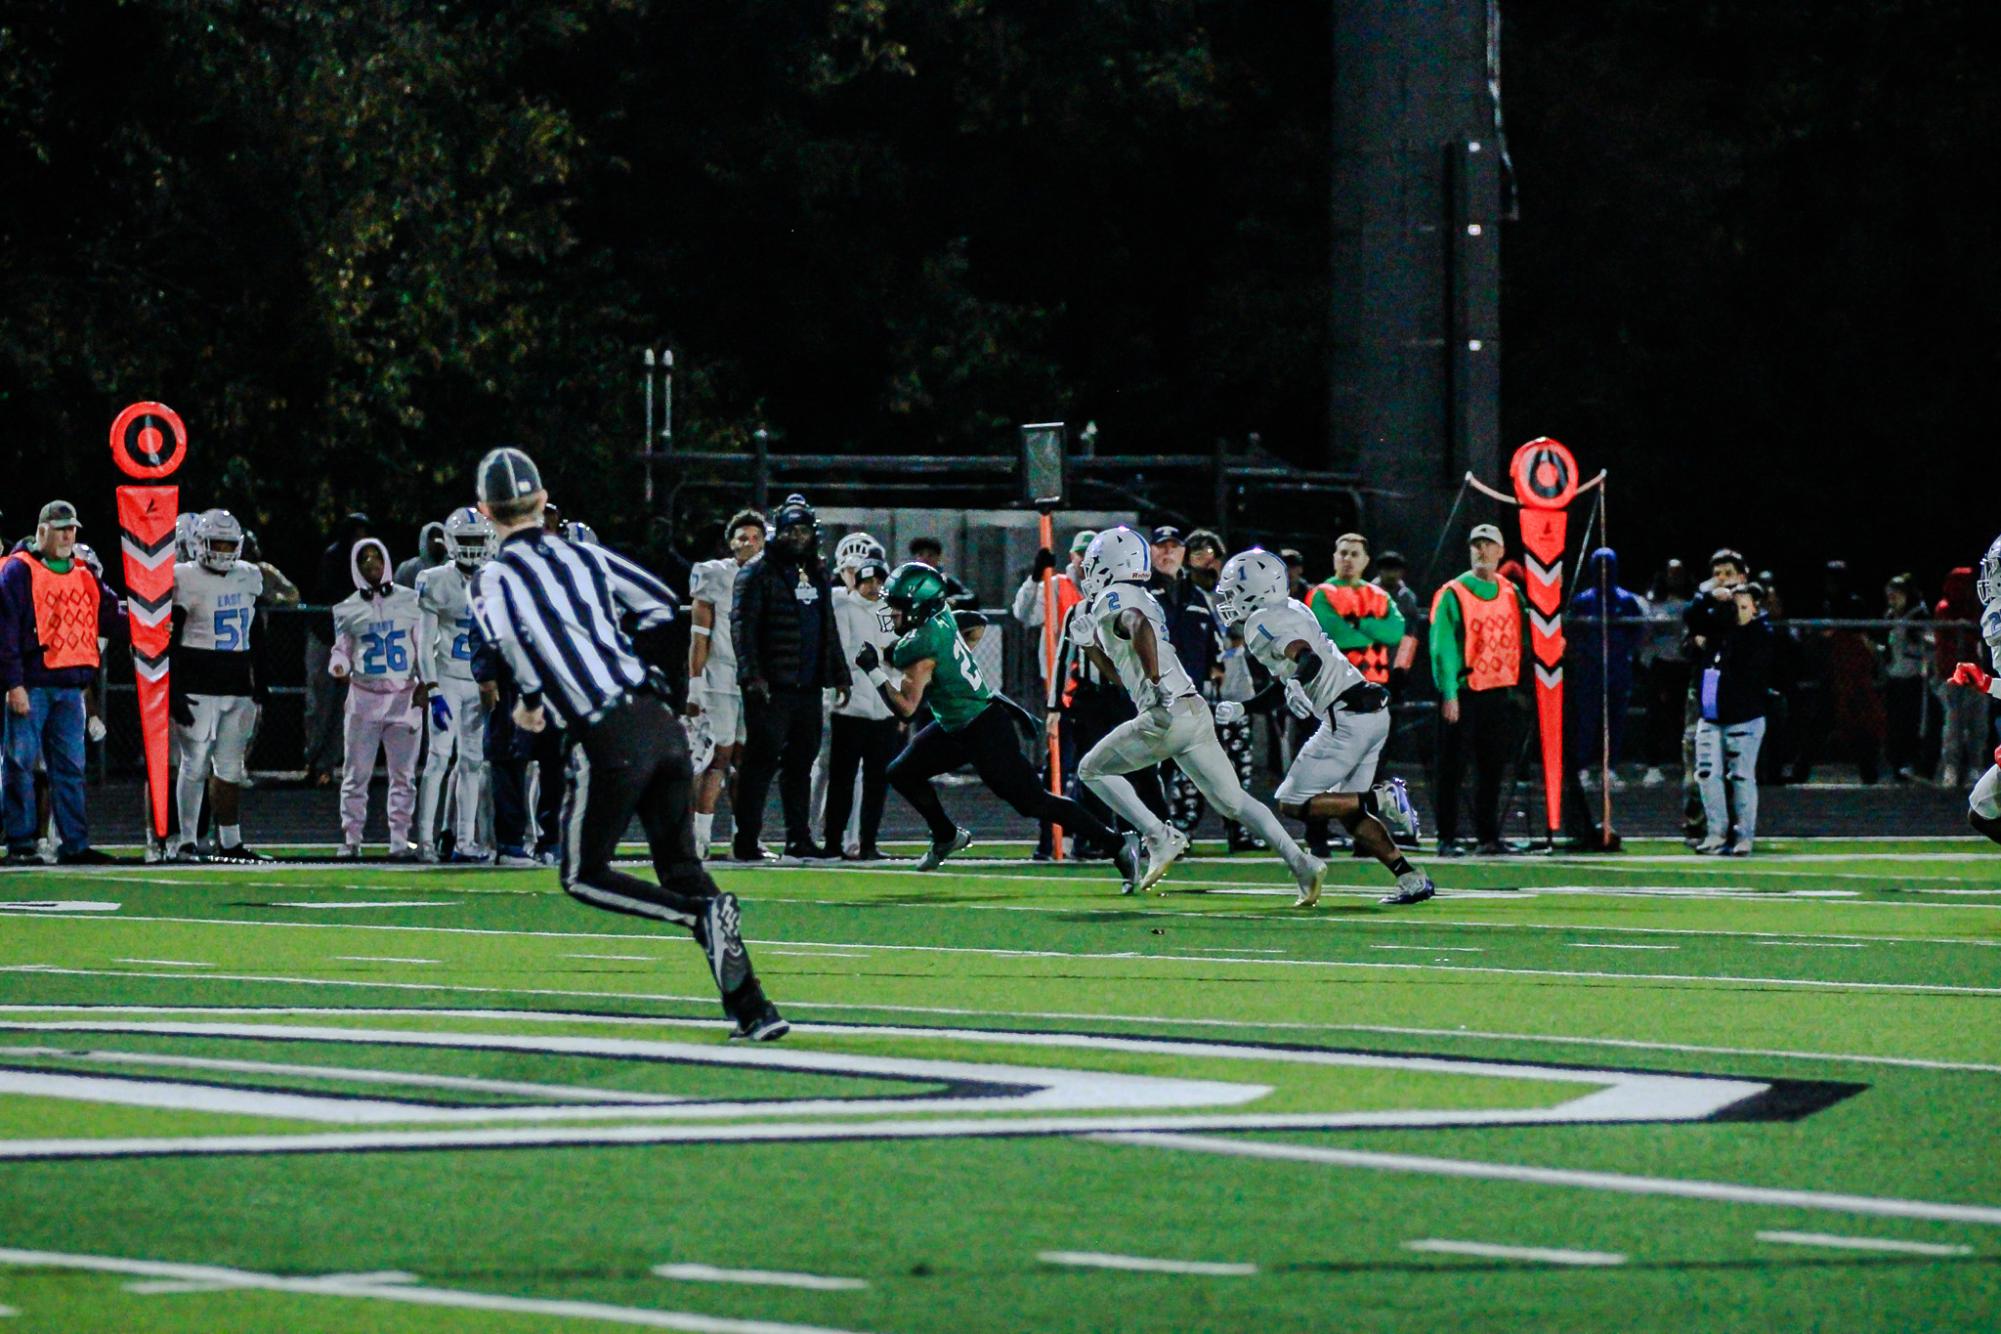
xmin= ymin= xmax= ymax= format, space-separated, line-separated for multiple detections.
xmin=854 ymin=562 xmax=1140 ymax=883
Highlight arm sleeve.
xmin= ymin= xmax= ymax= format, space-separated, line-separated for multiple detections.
xmin=0 ymin=564 xmax=26 ymax=692
xmin=469 ymin=616 xmax=504 ymax=685
xmin=473 ymin=572 xmax=545 ymax=704
xmin=1429 ymin=585 xmax=1466 ymax=703
xmin=1362 ymin=589 xmax=1404 ymax=648
xmin=1011 ymin=576 xmax=1045 ymax=628
xmin=733 ymin=563 xmax=764 ymax=685
xmin=821 ymin=574 xmax=852 ymax=690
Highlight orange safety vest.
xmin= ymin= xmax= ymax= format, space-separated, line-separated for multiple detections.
xmin=1315 ymin=581 xmax=1394 ymax=683
xmin=23 ymin=556 xmax=103 ymax=671
xmin=1443 ymin=577 xmax=1521 ymax=691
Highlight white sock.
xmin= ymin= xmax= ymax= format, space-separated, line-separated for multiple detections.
xmin=219 ymin=824 xmax=242 ymax=850
xmin=694 ymin=812 xmax=714 ymax=853
xmin=175 ymin=768 xmax=205 ymax=848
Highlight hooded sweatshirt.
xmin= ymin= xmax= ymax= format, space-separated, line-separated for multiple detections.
xmin=1566 ymin=547 xmax=1649 ymax=691
xmin=330 ymin=538 xmax=425 ymax=715
xmin=393 ymin=521 xmax=447 ymax=589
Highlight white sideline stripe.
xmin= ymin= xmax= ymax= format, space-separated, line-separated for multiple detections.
xmin=1038 ymin=1251 xmax=1255 ymax=1276
xmin=333 ymin=957 xmax=440 ymax=966
xmin=652 ymin=1264 xmax=867 ymax=1291
xmin=10 ymin=972 xmax=2001 ymax=1087
xmin=0 ymin=901 xmax=120 ymax=913
xmin=767 ymin=950 xmax=868 ymax=959
xmin=1568 ymin=944 xmax=1677 ymax=952
xmin=1755 ymin=1231 xmax=1973 ymax=1257
xmin=1404 ymin=1239 xmax=1625 ymax=1266
xmin=1370 ymin=945 xmax=1484 ymax=953
xmin=0 ymin=1248 xmax=869 ymax=1334
xmin=0 ymin=1045 xmax=686 ymax=1105
xmin=113 ymin=959 xmax=211 ymax=968
xmin=1756 ymin=941 xmax=1865 ymax=949
xmin=127 ymin=1269 xmax=418 ymax=1295
xmin=567 ymin=954 xmax=660 ymax=962
xmin=1100 ymin=1134 xmax=2001 ymax=1227
xmin=268 ymin=902 xmax=454 ymax=911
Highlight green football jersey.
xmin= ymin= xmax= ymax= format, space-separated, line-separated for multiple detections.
xmin=888 ymin=611 xmax=995 ymax=731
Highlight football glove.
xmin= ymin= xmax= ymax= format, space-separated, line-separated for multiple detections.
xmin=430 ymin=694 xmax=453 ymax=730
xmin=1032 ymin=548 xmax=1057 ymax=579
xmin=1213 ymin=700 xmax=1246 ymax=727
xmin=170 ymin=691 xmax=194 ymax=727
xmin=1950 ymin=661 xmax=1994 ymax=693
xmin=1283 ymin=680 xmax=1315 ymax=719
xmin=854 ymin=642 xmax=880 ymax=673
xmin=85 ymin=715 xmax=107 ymax=744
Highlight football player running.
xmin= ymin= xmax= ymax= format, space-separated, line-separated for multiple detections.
xmin=857 ymin=561 xmax=1140 ymax=884
xmin=1215 ymin=547 xmax=1437 ymax=906
xmin=414 ymin=507 xmax=497 ymax=863
xmin=686 ymin=509 xmax=765 ymax=857
xmin=1070 ymin=528 xmax=1325 ymax=901
xmin=1948 ymin=533 xmax=2001 ymax=846
xmin=168 ymin=509 xmax=271 ymax=862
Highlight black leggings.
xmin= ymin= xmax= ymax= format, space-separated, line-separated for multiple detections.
xmin=888 ymin=701 xmax=1120 ymax=848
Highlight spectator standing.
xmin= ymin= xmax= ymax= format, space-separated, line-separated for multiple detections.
xmin=1303 ymin=533 xmax=1407 ymax=854
xmin=1681 ymin=550 xmax=1749 ymax=842
xmin=733 ymin=496 xmax=852 ymax=859
xmin=328 ymin=538 xmax=428 ymax=859
xmin=686 ymin=509 xmax=765 ymax=858
xmin=908 ymin=536 xmax=979 ymax=610
xmin=240 ymin=530 xmax=301 ymax=605
xmin=1279 ymin=548 xmax=1309 ymax=601
xmin=1639 ymin=560 xmax=1693 ymax=786
xmin=305 ymin=513 xmax=371 ymax=786
xmin=1694 ymin=583 xmax=1777 ymax=855
xmin=1564 ymin=546 xmax=1647 ymax=847
xmin=0 ymin=501 xmax=127 ymax=865
xmin=1935 ymin=567 xmax=1988 ymax=788
xmin=393 ymin=522 xmax=447 ymax=589
xmin=1881 ymin=574 xmax=1932 ymax=781
xmin=824 ymin=559 xmax=902 ymax=859
xmin=1428 ymin=523 xmax=1525 ymax=854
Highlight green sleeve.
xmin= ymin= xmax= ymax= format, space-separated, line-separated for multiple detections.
xmin=1305 ymin=585 xmax=1343 ymax=640
xmin=1361 ymin=596 xmax=1404 ymax=649
xmin=1429 ymin=586 xmax=1465 ymax=703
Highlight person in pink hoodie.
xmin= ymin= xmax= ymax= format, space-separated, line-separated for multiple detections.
xmin=328 ymin=538 xmax=429 ymax=858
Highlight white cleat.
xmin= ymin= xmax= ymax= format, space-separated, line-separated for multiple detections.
xmin=1380 ymin=870 xmax=1436 ymax=906
xmin=1293 ymin=857 xmax=1328 ymax=908
xmin=914 ymin=827 xmax=973 ymax=872
xmin=1137 ymin=827 xmax=1189 ymax=894
xmin=1371 ymin=778 xmax=1421 ymax=841
xmin=416 ymin=843 xmax=440 ymax=865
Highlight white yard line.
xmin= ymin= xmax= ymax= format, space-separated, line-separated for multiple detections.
xmin=1754 ymin=1230 xmax=1972 ymax=1256
xmin=566 ymin=954 xmax=660 ymax=962
xmin=1370 ymin=945 xmax=1485 ymax=953
xmin=1567 ymin=944 xmax=1678 ymax=952
xmin=112 ymin=959 xmax=212 ymax=969
xmin=1755 ymin=941 xmax=1866 ymax=949
xmin=332 ymin=956 xmax=441 ymax=966
xmin=267 ymin=902 xmax=456 ymax=911
xmin=652 ymin=1264 xmax=866 ymax=1292
xmin=1102 ymin=1134 xmax=2001 ymax=1227
xmin=1037 ymin=1251 xmax=1256 ymax=1276
xmin=1404 ymin=1239 xmax=1625 ymax=1266
xmin=0 ymin=1249 xmax=870 ymax=1334
xmin=766 ymin=950 xmax=869 ymax=960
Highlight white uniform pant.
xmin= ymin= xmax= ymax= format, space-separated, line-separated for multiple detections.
xmin=1970 ymin=763 xmax=2001 ymax=821
xmin=174 ymin=693 xmax=258 ymax=847
xmin=418 ymin=677 xmax=489 ymax=850
xmin=342 ymin=688 xmax=420 ymax=846
xmin=1078 ymin=695 xmax=1316 ymax=881
xmin=1695 ymin=716 xmax=1765 ymax=844
xmin=1274 ymin=709 xmax=1389 ymax=806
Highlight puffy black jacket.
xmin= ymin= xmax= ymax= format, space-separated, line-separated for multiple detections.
xmin=733 ymin=552 xmax=852 ymax=692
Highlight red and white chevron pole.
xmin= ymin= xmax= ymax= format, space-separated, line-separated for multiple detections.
xmin=108 ymin=402 xmax=186 ymax=842
xmin=1510 ymin=437 xmax=1580 ymax=838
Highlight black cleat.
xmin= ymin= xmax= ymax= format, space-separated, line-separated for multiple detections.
xmin=731 ymin=842 xmax=777 ymax=864
xmin=211 ymin=845 xmax=274 ymax=864
xmin=783 ymin=841 xmax=834 ymax=861
xmin=56 ymin=847 xmax=116 ymax=866
xmin=728 ymin=1002 xmax=792 ymax=1043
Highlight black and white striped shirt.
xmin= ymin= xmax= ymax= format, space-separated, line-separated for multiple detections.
xmin=470 ymin=530 xmax=677 ymax=726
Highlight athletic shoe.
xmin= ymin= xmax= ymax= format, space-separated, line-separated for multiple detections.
xmin=1435 ymin=840 xmax=1468 ymax=858
xmin=495 ymin=847 xmax=540 ymax=868
xmin=1380 ymin=870 xmax=1437 ymax=906
xmin=337 ymin=843 xmax=362 ymax=860
xmin=56 ymin=847 xmax=115 ymax=866
xmin=1293 ymin=857 xmax=1329 ymax=909
xmin=1693 ymin=839 xmax=1728 ymax=856
xmin=731 ymin=842 xmax=777 ymax=864
xmin=386 ymin=848 xmax=418 ymax=864
xmin=1116 ymin=832 xmax=1145 ymax=894
xmin=783 ymin=841 xmax=834 ymax=861
xmin=1137 ymin=826 xmax=1189 ymax=894
xmin=728 ymin=1002 xmax=792 ymax=1043
xmin=1723 ymin=839 xmax=1754 ymax=857
xmin=913 ymin=827 xmax=973 ymax=872
xmin=448 ymin=847 xmax=490 ymax=865
xmin=172 ymin=842 xmax=205 ymax=864
xmin=212 ymin=845 xmax=274 ymax=864
xmin=534 ymin=846 xmax=560 ymax=867
xmin=1372 ymin=778 xmax=1421 ymax=840
xmin=2 ymin=847 xmax=41 ymax=868
xmin=698 ymin=892 xmax=751 ymax=995
xmin=416 ymin=844 xmax=440 ymax=865
xmin=1473 ymin=840 xmax=1518 ymax=856
xmin=844 ymin=846 xmax=886 ymax=863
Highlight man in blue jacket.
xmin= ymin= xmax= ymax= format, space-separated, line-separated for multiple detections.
xmin=1 ymin=502 xmax=128 ymax=865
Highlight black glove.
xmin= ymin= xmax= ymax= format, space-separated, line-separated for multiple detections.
xmin=854 ymin=642 xmax=880 ymax=673
xmin=1335 ymin=680 xmax=1390 ymax=713
xmin=170 ymin=691 xmax=194 ymax=727
xmin=1031 ymin=548 xmax=1057 ymax=579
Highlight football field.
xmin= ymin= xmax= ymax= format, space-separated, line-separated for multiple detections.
xmin=1 ymin=840 xmax=1997 ymax=1332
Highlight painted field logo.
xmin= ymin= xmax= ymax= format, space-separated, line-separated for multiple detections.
xmin=0 ymin=1007 xmax=1858 ymax=1161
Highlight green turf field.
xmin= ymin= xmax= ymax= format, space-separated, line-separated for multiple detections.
xmin=1 ymin=839 xmax=1998 ymax=1331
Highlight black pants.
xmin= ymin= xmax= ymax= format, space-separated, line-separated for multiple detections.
xmin=1435 ymin=687 xmax=1515 ymax=844
xmin=735 ymin=685 xmax=823 ymax=851
xmin=889 ymin=700 xmax=1120 ymax=848
xmin=493 ymin=721 xmax=564 ymax=854
xmin=823 ymin=712 xmax=901 ymax=851
xmin=560 ymin=694 xmax=766 ymax=1017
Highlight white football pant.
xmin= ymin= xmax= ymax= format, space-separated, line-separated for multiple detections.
xmin=418 ymin=677 xmax=488 ymax=851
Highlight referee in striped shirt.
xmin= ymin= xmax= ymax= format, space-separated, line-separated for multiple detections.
xmin=470 ymin=446 xmax=788 ymax=1041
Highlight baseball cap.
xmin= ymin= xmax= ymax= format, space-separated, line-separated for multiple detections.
xmin=857 ymin=558 xmax=890 ymax=582
xmin=1149 ymin=525 xmax=1184 ymax=546
xmin=38 ymin=501 xmax=80 ymax=530
xmin=476 ymin=447 xmax=543 ymax=505
xmin=1069 ymin=529 xmax=1097 ymax=553
xmin=1469 ymin=522 xmax=1504 ymax=545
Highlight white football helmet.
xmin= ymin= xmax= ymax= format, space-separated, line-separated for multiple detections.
xmin=174 ymin=512 xmax=201 ymax=561
xmin=194 ymin=509 xmax=244 ymax=574
xmin=1214 ymin=548 xmax=1289 ymax=626
xmin=1978 ymin=532 xmax=2001 ymax=608
xmin=563 ymin=520 xmax=600 ymax=546
xmin=834 ymin=530 xmax=886 ymax=575
xmin=1081 ymin=526 xmax=1151 ymax=597
xmin=443 ymin=506 xmax=497 ymax=569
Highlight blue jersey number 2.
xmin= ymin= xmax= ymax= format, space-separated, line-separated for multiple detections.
xmin=451 ymin=616 xmax=474 ymax=661
xmin=360 ymin=628 xmax=410 ymax=676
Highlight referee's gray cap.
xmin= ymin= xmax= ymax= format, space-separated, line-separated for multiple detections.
xmin=476 ymin=447 xmax=543 ymax=505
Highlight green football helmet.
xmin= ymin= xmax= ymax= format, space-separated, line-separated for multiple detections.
xmin=884 ymin=561 xmax=949 ymax=624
